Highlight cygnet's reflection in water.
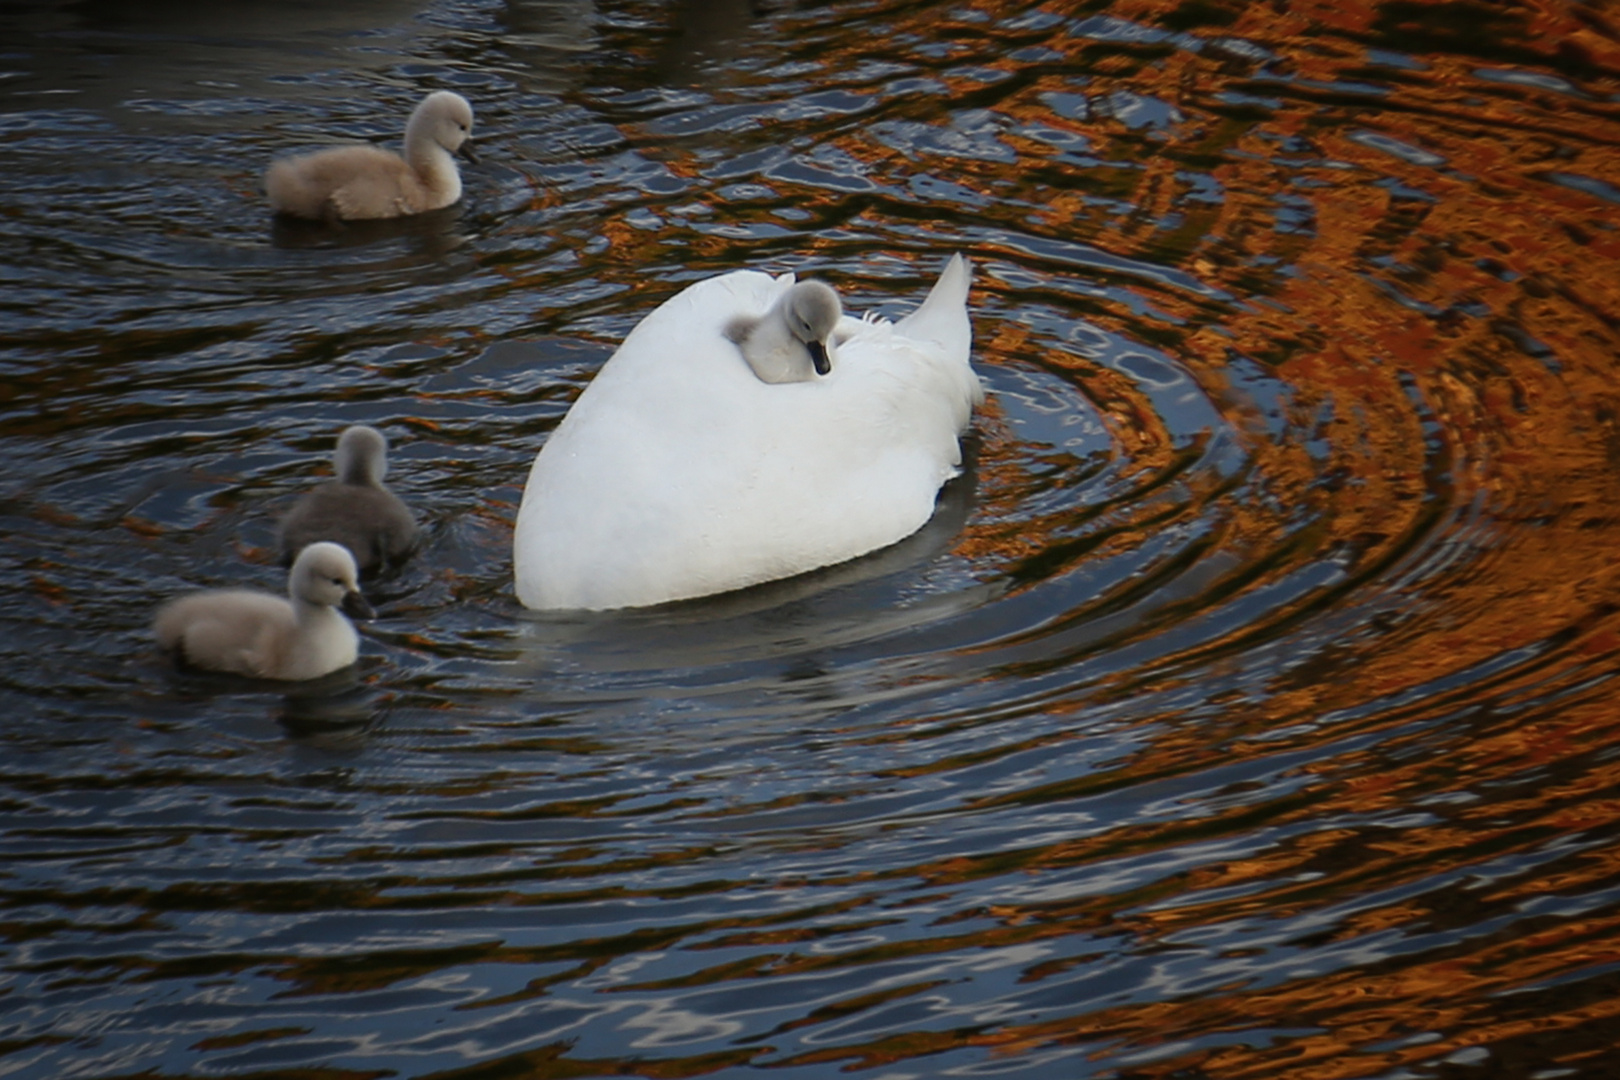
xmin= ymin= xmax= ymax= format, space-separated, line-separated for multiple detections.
xmin=279 ymin=668 xmax=383 ymax=743
xmin=269 ymin=203 xmax=470 ymax=254
xmin=153 ymin=659 xmax=381 ymax=741
xmin=510 ymin=436 xmax=992 ymax=676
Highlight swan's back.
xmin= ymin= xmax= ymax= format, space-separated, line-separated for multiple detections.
xmin=514 ymin=256 xmax=978 ymax=611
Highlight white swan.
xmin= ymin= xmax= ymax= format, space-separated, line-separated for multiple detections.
xmin=265 ymin=90 xmax=476 ymax=221
xmin=153 ymin=542 xmax=375 ymax=681
xmin=514 ymin=253 xmax=980 ymax=610
xmin=278 ymin=425 xmax=417 ymax=574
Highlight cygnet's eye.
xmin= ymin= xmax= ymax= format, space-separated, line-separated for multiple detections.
xmin=330 ymin=576 xmax=343 ymax=586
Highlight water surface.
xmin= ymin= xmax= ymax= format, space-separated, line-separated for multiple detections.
xmin=4 ymin=0 xmax=1620 ymax=1077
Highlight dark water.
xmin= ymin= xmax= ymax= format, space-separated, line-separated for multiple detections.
xmin=5 ymin=0 xmax=1620 ymax=1076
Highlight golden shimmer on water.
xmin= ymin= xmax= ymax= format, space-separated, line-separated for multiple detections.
xmin=450 ymin=0 xmax=1620 ymax=1073
xmin=4 ymin=0 xmax=1620 ymax=1076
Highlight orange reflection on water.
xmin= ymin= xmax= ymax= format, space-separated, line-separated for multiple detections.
xmin=457 ymin=2 xmax=1620 ymax=1072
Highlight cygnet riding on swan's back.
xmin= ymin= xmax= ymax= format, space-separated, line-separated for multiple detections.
xmin=279 ymin=425 xmax=417 ymax=575
xmin=153 ymin=542 xmax=376 ymax=681
xmin=514 ymin=253 xmax=981 ymax=611
xmin=265 ymin=90 xmax=476 ymax=221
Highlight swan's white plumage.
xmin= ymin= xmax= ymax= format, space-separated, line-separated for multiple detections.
xmin=514 ymin=254 xmax=980 ymax=610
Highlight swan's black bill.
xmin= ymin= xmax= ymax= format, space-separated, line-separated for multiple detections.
xmin=808 ymin=340 xmax=830 ymax=376
xmin=457 ymin=140 xmax=479 ymax=165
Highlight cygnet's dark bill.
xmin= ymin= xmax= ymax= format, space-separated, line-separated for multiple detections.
xmin=342 ymin=592 xmax=377 ymax=620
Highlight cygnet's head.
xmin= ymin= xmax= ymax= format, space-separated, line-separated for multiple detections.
xmin=408 ymin=90 xmax=477 ymax=163
xmin=333 ymin=425 xmax=389 ymax=486
xmin=783 ymin=280 xmax=841 ymax=376
xmin=289 ymin=542 xmax=375 ymax=619
xmin=731 ymin=278 xmax=845 ymax=384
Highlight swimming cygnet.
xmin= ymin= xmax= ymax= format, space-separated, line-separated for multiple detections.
xmin=279 ymin=425 xmax=417 ymax=575
xmin=265 ymin=90 xmax=477 ymax=221
xmin=153 ymin=542 xmax=375 ymax=681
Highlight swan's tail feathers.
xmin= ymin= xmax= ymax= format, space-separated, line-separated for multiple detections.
xmin=896 ymin=252 xmax=973 ymax=350
xmin=895 ymin=253 xmax=981 ymax=426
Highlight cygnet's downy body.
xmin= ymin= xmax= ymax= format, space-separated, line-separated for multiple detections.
xmin=724 ymin=280 xmax=842 ymax=383
xmin=265 ymin=90 xmax=476 ymax=221
xmin=514 ymin=253 xmax=980 ymax=610
xmin=279 ymin=425 xmax=416 ymax=575
xmin=154 ymin=542 xmax=375 ymax=681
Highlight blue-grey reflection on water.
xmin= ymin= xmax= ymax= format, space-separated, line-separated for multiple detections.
xmin=4 ymin=0 xmax=1620 ymax=1077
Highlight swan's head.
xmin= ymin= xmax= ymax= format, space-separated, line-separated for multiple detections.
xmin=334 ymin=424 xmax=389 ymax=486
xmin=409 ymin=90 xmax=478 ymax=164
xmin=289 ymin=542 xmax=375 ymax=619
xmin=783 ymin=281 xmax=841 ymax=376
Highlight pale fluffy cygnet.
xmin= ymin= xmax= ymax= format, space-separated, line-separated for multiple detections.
xmin=153 ymin=542 xmax=376 ymax=681
xmin=278 ymin=425 xmax=417 ymax=575
xmin=265 ymin=90 xmax=477 ymax=221
xmin=725 ymin=280 xmax=843 ymax=383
